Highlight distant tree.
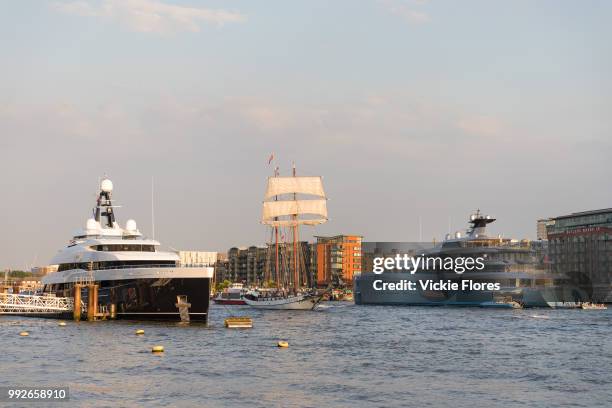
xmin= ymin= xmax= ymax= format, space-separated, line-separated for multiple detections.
xmin=8 ymin=270 xmax=34 ymax=278
xmin=214 ymin=279 xmax=232 ymax=292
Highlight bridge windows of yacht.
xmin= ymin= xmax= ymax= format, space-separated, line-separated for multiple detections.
xmin=57 ymin=260 xmax=176 ymax=272
xmin=92 ymin=244 xmax=155 ymax=252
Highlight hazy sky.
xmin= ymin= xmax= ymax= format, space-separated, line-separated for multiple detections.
xmin=0 ymin=0 xmax=610 ymax=269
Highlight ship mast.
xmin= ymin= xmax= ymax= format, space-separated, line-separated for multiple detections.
xmin=275 ymin=166 xmax=280 ymax=290
xmin=292 ymin=163 xmax=299 ymax=292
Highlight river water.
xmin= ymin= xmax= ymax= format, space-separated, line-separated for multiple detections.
xmin=0 ymin=303 xmax=610 ymax=407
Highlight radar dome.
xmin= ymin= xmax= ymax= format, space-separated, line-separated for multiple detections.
xmin=100 ymin=178 xmax=113 ymax=193
xmin=86 ymin=218 xmax=99 ymax=230
xmin=125 ymin=219 xmax=137 ymax=232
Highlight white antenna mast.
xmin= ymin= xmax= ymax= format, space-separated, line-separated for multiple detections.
xmin=151 ymin=176 xmax=155 ymax=240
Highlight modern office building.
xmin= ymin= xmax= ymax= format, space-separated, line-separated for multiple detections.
xmin=313 ymin=235 xmax=362 ymax=287
xmin=546 ymin=208 xmax=612 ymax=302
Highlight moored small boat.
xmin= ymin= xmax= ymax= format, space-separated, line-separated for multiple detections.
xmin=547 ymin=301 xmax=581 ymax=309
xmin=480 ymin=299 xmax=522 ymax=309
xmin=580 ymin=302 xmax=607 ymax=310
xmin=213 ymin=283 xmax=247 ymax=305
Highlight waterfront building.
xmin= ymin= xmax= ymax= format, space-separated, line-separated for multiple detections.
xmin=546 ymin=208 xmax=612 ymax=302
xmin=537 ymin=219 xmax=551 ymax=240
xmin=246 ymin=246 xmax=268 ymax=285
xmin=176 ymin=251 xmax=218 ymax=267
xmin=214 ymin=253 xmax=229 ymax=285
xmin=31 ymin=265 xmax=59 ymax=276
xmin=0 ymin=273 xmax=43 ymax=294
xmin=264 ymin=241 xmax=314 ymax=287
xmin=226 ymin=243 xmax=315 ymax=287
xmin=227 ymin=247 xmax=247 ymax=283
xmin=17 ymin=279 xmax=43 ymax=293
xmin=227 ymin=246 xmax=268 ymax=285
xmin=313 ymin=235 xmax=362 ymax=287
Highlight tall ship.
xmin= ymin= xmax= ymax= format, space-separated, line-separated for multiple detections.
xmin=243 ymin=164 xmax=325 ymax=310
xmin=354 ymin=210 xmax=587 ymax=308
xmin=41 ymin=178 xmax=214 ymax=321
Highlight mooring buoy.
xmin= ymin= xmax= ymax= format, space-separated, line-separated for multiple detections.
xmin=277 ymin=341 xmax=289 ymax=348
xmin=19 ymin=331 xmax=29 ymax=337
xmin=152 ymin=345 xmax=164 ymax=353
xmin=135 ymin=329 xmax=145 ymax=335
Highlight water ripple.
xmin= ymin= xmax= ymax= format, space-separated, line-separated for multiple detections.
xmin=0 ymin=305 xmax=610 ymax=407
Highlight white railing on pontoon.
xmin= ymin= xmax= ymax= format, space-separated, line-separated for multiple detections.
xmin=0 ymin=293 xmax=75 ymax=314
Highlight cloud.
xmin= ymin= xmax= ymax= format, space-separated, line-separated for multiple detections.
xmin=456 ymin=116 xmax=503 ymax=137
xmin=380 ymin=0 xmax=431 ymax=24
xmin=53 ymin=0 xmax=246 ymax=33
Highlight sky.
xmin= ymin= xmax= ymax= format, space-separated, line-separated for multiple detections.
xmin=0 ymin=0 xmax=610 ymax=269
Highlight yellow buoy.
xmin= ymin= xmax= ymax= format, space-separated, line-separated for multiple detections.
xmin=151 ymin=345 xmax=164 ymax=353
xmin=19 ymin=331 xmax=29 ymax=337
xmin=135 ymin=329 xmax=145 ymax=335
xmin=58 ymin=322 xmax=67 ymax=327
xmin=277 ymin=341 xmax=289 ymax=348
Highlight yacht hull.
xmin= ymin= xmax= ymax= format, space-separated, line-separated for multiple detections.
xmin=106 ymin=276 xmax=211 ymax=321
xmin=44 ymin=274 xmax=211 ymax=322
xmin=354 ymin=273 xmax=589 ymax=308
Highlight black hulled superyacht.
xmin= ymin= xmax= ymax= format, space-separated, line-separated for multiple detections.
xmin=41 ymin=178 xmax=213 ymax=321
xmin=355 ymin=210 xmax=586 ymax=308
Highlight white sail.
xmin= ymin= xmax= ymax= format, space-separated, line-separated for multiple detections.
xmin=262 ymin=199 xmax=327 ymax=222
xmin=263 ymin=219 xmax=327 ymax=227
xmin=264 ymin=176 xmax=326 ymax=199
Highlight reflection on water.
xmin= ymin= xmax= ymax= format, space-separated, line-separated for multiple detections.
xmin=0 ymin=304 xmax=611 ymax=407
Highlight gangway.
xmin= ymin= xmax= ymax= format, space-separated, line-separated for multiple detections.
xmin=0 ymin=293 xmax=75 ymax=314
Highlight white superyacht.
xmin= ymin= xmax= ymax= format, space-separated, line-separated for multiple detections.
xmin=41 ymin=178 xmax=214 ymax=321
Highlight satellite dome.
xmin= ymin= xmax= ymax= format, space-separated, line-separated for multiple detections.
xmin=86 ymin=218 xmax=99 ymax=230
xmin=125 ymin=219 xmax=137 ymax=232
xmin=100 ymin=178 xmax=113 ymax=193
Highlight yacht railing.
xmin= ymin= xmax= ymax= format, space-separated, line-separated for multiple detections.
xmin=61 ymin=263 xmax=215 ymax=272
xmin=94 ymin=263 xmax=178 ymax=271
xmin=460 ymin=240 xmax=534 ymax=249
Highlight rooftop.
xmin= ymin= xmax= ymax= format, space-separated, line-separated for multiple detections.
xmin=552 ymin=208 xmax=612 ymax=220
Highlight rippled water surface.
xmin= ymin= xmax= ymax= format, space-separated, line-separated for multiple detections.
xmin=1 ymin=304 xmax=611 ymax=407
